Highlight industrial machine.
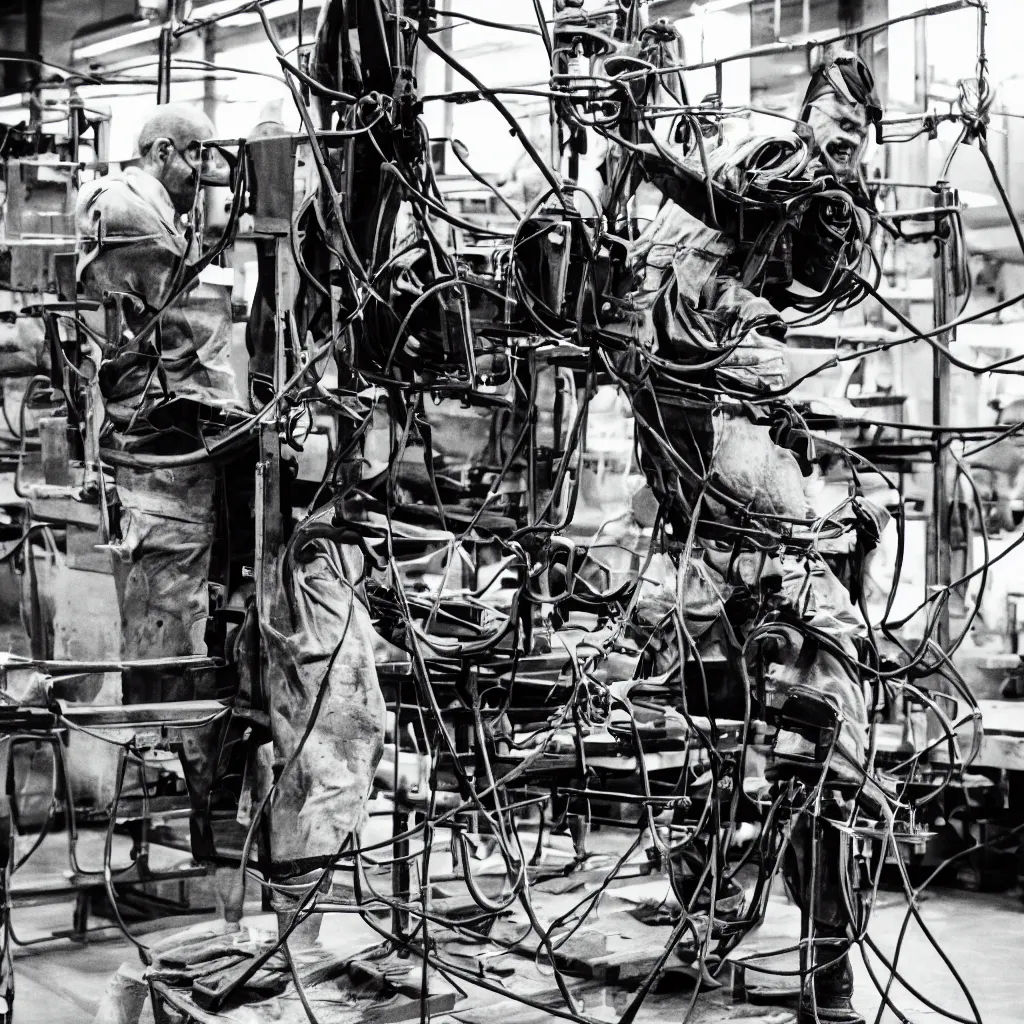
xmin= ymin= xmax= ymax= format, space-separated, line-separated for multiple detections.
xmin=0 ymin=3 xmax=1017 ymax=1024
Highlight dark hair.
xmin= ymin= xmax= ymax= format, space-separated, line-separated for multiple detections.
xmin=800 ymin=53 xmax=882 ymax=125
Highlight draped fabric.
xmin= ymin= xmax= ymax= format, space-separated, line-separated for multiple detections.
xmin=628 ymin=200 xmax=787 ymax=390
xmin=260 ymin=514 xmax=386 ymax=874
xmin=109 ymin=462 xmax=217 ymax=703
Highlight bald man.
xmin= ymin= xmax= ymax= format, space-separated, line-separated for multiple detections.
xmin=76 ymin=103 xmax=238 ymax=703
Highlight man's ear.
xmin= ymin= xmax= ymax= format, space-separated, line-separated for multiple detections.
xmin=150 ymin=137 xmax=175 ymax=165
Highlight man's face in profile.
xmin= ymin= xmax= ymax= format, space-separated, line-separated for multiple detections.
xmin=805 ymin=92 xmax=869 ymax=177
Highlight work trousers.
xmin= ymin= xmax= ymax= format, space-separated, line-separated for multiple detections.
xmin=110 ymin=462 xmax=217 ymax=704
xmin=631 ymin=383 xmax=867 ymax=968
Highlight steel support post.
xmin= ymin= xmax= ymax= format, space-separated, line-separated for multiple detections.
xmin=928 ymin=181 xmax=958 ymax=651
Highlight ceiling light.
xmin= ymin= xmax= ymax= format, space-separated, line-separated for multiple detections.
xmin=688 ymin=0 xmax=751 ymax=15
xmin=73 ymin=22 xmax=163 ymax=62
xmin=186 ymin=0 xmax=324 ymax=29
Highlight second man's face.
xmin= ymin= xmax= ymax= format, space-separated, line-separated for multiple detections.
xmin=805 ymin=92 xmax=869 ymax=177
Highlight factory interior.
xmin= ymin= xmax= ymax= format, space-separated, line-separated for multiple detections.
xmin=0 ymin=0 xmax=1023 ymax=1022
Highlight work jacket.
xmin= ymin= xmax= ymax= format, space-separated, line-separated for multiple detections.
xmin=75 ymin=166 xmax=237 ymax=426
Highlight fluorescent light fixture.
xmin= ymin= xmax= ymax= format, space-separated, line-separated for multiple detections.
xmin=71 ymin=0 xmax=325 ymax=66
xmin=73 ymin=22 xmax=162 ymax=62
xmin=187 ymin=0 xmax=323 ymax=28
xmin=688 ymin=0 xmax=751 ymax=15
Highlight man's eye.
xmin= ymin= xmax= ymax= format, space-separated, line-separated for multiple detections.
xmin=840 ymin=120 xmax=859 ymax=133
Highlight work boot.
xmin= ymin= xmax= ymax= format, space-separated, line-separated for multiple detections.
xmin=671 ymin=846 xmax=746 ymax=919
xmin=800 ymin=950 xmax=864 ymax=1024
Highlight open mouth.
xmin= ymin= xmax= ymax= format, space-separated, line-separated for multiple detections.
xmin=827 ymin=140 xmax=857 ymax=167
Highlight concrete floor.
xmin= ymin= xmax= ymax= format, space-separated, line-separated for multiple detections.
xmin=6 ymin=831 xmax=219 ymax=1024
xmin=8 ymin=868 xmax=1022 ymax=1023
xmin=746 ymin=886 xmax=1024 ymax=1024
xmin=0 ymin=588 xmax=1018 ymax=1024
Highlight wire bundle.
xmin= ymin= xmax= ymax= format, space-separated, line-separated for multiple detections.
xmin=4 ymin=3 xmax=1024 ymax=1024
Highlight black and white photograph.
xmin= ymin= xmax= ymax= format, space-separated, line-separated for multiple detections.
xmin=0 ymin=2 xmax=1018 ymax=1023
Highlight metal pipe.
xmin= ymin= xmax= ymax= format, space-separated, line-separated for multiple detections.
xmin=157 ymin=24 xmax=173 ymax=103
xmin=23 ymin=0 xmax=42 ymax=95
xmin=0 ymin=654 xmax=219 ymax=676
xmin=621 ymin=1 xmax=969 ymax=79
xmin=438 ymin=0 xmax=454 ymax=174
xmin=930 ymin=181 xmax=957 ymax=650
xmin=203 ymin=25 xmax=218 ymax=224
xmin=57 ymin=699 xmax=227 ymax=726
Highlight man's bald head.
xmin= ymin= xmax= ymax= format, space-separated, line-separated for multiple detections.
xmin=136 ymin=103 xmax=219 ymax=214
xmin=137 ymin=103 xmax=215 ymax=158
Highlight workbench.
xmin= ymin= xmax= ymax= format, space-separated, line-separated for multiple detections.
xmin=962 ymin=700 xmax=1024 ymax=771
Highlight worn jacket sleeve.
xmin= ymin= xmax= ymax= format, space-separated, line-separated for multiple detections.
xmin=75 ymin=178 xmax=187 ymax=326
